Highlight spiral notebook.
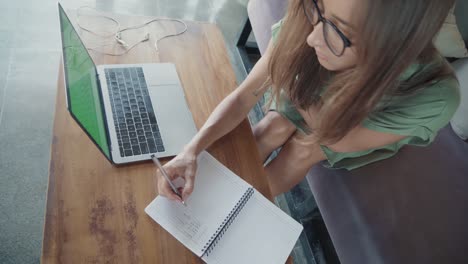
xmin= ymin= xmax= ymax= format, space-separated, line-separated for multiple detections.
xmin=145 ymin=151 xmax=303 ymax=264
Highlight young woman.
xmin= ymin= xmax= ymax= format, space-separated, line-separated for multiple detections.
xmin=158 ymin=0 xmax=460 ymax=202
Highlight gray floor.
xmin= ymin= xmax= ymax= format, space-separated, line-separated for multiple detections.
xmin=0 ymin=0 xmax=251 ymax=263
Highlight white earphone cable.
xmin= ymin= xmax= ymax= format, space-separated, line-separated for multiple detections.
xmin=75 ymin=6 xmax=188 ymax=56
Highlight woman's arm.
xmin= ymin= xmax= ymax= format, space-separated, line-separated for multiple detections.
xmin=298 ymin=108 xmax=406 ymax=152
xmin=185 ymin=40 xmax=276 ymax=155
xmin=326 ymin=126 xmax=406 ymax=152
xmin=158 ymin=40 xmax=276 ymax=201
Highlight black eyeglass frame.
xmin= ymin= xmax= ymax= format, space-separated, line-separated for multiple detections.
xmin=302 ymin=0 xmax=352 ymax=57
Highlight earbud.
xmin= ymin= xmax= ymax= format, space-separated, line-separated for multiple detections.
xmin=115 ymin=32 xmax=129 ymax=48
xmin=115 ymin=32 xmax=150 ymax=48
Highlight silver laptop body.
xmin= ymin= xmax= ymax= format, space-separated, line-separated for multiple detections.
xmin=58 ymin=3 xmax=197 ymax=164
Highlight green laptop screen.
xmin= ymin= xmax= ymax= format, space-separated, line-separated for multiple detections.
xmin=59 ymin=6 xmax=110 ymax=158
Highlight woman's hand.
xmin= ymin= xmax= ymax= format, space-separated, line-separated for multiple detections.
xmin=156 ymin=148 xmax=198 ymax=202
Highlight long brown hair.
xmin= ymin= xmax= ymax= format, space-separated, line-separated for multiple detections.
xmin=268 ymin=0 xmax=456 ymax=145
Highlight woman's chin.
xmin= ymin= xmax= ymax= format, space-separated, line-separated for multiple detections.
xmin=317 ymin=57 xmax=334 ymax=70
xmin=318 ymin=57 xmax=349 ymax=72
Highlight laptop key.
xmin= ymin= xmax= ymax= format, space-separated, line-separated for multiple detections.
xmin=148 ymin=144 xmax=157 ymax=153
xmin=134 ymin=117 xmax=141 ymax=123
xmin=124 ymin=69 xmax=130 ymax=78
xmin=129 ymin=132 xmax=137 ymax=138
xmin=142 ymin=119 xmax=150 ymax=125
xmin=126 ymin=119 xmax=134 ymax=125
xmin=138 ymin=136 xmax=146 ymax=142
xmin=119 ymin=147 xmax=124 ymax=157
xmin=155 ymin=138 xmax=163 ymax=146
xmin=140 ymin=143 xmax=149 ymax=154
xmin=132 ymin=146 xmax=141 ymax=155
xmin=145 ymin=132 xmax=153 ymax=138
xmin=157 ymin=145 xmax=165 ymax=152
xmin=128 ymin=125 xmax=135 ymax=131
xmin=122 ymin=136 xmax=130 ymax=143
xmin=124 ymin=149 xmax=133 ymax=156
xmin=144 ymin=125 xmax=151 ymax=131
xmin=135 ymin=123 xmax=143 ymax=129
xmin=125 ymin=113 xmax=132 ymax=118
xmin=137 ymin=129 xmax=144 ymax=136
xmin=154 ymin=131 xmax=161 ymax=139
xmin=130 ymin=138 xmax=138 ymax=146
xmin=123 ymin=142 xmax=131 ymax=149
xmin=151 ymin=125 xmax=158 ymax=132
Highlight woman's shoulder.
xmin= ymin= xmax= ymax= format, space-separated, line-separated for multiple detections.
xmin=272 ymin=19 xmax=284 ymax=31
xmin=381 ymin=74 xmax=460 ymax=133
xmin=364 ymin=75 xmax=460 ymax=143
xmin=433 ymin=75 xmax=460 ymax=99
xmin=392 ymin=59 xmax=460 ymax=112
xmin=271 ymin=19 xmax=284 ymax=44
xmin=414 ymin=75 xmax=460 ymax=113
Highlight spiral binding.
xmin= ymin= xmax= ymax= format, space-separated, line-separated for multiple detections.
xmin=201 ymin=187 xmax=254 ymax=257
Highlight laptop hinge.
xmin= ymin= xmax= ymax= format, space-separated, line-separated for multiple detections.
xmin=95 ymin=69 xmax=114 ymax=161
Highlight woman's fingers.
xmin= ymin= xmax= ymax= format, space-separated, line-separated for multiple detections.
xmin=182 ymin=167 xmax=196 ymax=201
xmin=156 ymin=166 xmax=183 ymax=202
xmin=158 ymin=179 xmax=183 ymax=202
xmin=155 ymin=153 xmax=198 ymax=203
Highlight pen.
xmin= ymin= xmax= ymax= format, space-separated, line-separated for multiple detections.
xmin=150 ymin=154 xmax=185 ymax=205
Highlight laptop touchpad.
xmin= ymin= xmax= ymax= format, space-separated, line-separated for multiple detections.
xmin=147 ymin=84 xmax=196 ymax=152
xmin=144 ymin=65 xmax=180 ymax=86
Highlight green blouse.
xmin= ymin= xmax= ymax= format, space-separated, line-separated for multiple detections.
xmin=269 ymin=20 xmax=461 ymax=170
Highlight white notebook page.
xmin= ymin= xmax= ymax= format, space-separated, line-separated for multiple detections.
xmin=145 ymin=151 xmax=249 ymax=256
xmin=202 ymin=184 xmax=303 ymax=264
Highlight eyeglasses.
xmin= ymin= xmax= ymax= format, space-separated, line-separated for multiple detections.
xmin=302 ymin=0 xmax=352 ymax=57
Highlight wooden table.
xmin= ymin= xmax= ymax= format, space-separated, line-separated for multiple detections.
xmin=41 ymin=11 xmax=274 ymax=263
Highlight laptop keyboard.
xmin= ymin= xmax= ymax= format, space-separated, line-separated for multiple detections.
xmin=105 ymin=67 xmax=165 ymax=157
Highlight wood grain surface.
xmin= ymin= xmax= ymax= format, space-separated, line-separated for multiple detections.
xmin=41 ymin=10 xmax=279 ymax=264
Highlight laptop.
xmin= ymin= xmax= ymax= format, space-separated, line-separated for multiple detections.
xmin=58 ymin=3 xmax=198 ymax=164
